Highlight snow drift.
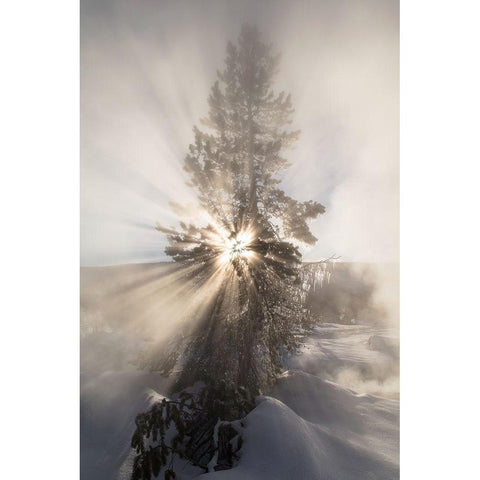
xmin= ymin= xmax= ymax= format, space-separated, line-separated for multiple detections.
xmin=81 ymin=323 xmax=399 ymax=480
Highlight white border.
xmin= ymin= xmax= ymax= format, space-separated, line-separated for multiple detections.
xmin=0 ymin=1 xmax=79 ymax=478
xmin=401 ymin=0 xmax=480 ymax=477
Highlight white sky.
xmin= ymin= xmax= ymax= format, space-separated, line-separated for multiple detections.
xmin=81 ymin=0 xmax=398 ymax=265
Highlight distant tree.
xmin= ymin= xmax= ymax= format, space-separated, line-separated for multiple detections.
xmin=132 ymin=25 xmax=326 ymax=478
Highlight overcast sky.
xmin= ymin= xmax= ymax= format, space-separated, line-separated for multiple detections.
xmin=81 ymin=0 xmax=398 ymax=266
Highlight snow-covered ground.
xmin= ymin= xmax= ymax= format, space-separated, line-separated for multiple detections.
xmin=81 ymin=323 xmax=399 ymax=480
xmin=285 ymin=323 xmax=399 ymax=399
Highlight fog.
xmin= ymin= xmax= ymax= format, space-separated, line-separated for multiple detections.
xmin=81 ymin=0 xmax=398 ymax=266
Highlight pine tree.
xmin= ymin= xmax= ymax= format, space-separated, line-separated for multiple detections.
xmin=132 ymin=25 xmax=326 ymax=478
xmin=152 ymin=25 xmax=325 ymax=394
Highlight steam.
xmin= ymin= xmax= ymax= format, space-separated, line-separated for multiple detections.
xmin=332 ymin=366 xmax=399 ymax=400
xmin=348 ymin=262 xmax=400 ymax=328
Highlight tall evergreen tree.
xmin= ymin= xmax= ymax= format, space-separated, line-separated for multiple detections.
xmin=153 ymin=24 xmax=325 ymax=394
xmin=131 ymin=26 xmax=327 ymax=477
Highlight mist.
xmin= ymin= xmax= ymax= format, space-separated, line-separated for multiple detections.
xmin=81 ymin=0 xmax=398 ymax=266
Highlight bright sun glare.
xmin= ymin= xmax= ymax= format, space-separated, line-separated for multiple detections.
xmin=228 ymin=237 xmax=248 ymax=258
xmin=221 ymin=230 xmax=254 ymax=265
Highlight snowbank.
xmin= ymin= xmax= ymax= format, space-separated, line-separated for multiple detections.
xmin=81 ymin=324 xmax=399 ymax=480
xmin=202 ymin=378 xmax=398 ymax=480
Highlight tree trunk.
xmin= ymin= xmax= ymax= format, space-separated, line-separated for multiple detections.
xmin=214 ymin=423 xmax=237 ymax=471
xmin=247 ymin=102 xmax=258 ymax=217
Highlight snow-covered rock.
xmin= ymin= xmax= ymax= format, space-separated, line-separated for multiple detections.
xmin=368 ymin=335 xmax=399 ymax=358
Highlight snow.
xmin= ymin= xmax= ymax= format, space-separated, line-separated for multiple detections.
xmin=81 ymin=324 xmax=399 ymax=480
xmin=202 ymin=391 xmax=397 ymax=480
xmin=285 ymin=324 xmax=399 ymax=399
xmin=200 ymin=323 xmax=399 ymax=480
